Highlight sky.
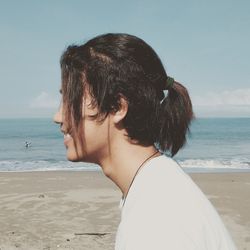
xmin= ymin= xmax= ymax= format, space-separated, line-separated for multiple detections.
xmin=0 ymin=0 xmax=249 ymax=118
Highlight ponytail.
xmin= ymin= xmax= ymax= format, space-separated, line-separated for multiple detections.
xmin=158 ymin=79 xmax=194 ymax=157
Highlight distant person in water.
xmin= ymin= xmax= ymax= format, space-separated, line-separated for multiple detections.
xmin=25 ymin=141 xmax=31 ymax=148
xmin=54 ymin=33 xmax=236 ymax=249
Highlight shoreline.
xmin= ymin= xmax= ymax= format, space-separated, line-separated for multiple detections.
xmin=1 ymin=167 xmax=250 ymax=173
xmin=0 ymin=171 xmax=249 ymax=249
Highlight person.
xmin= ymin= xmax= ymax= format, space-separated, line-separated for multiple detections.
xmin=54 ymin=33 xmax=236 ymax=249
xmin=25 ymin=141 xmax=31 ymax=148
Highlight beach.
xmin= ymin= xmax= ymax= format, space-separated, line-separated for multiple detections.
xmin=0 ymin=171 xmax=249 ymax=250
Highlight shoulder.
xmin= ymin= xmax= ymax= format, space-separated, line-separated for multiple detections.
xmin=135 ymin=154 xmax=195 ymax=194
xmin=123 ymin=155 xmax=215 ymax=232
xmin=123 ymin=155 xmax=204 ymax=221
xmin=141 ymin=154 xmax=188 ymax=178
xmin=118 ymin=155 xmax=236 ymax=250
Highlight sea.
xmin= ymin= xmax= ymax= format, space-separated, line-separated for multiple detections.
xmin=0 ymin=118 xmax=249 ymax=173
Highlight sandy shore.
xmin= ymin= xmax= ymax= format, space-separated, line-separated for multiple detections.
xmin=0 ymin=171 xmax=249 ymax=250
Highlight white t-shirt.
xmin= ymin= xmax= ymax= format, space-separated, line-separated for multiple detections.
xmin=115 ymin=155 xmax=236 ymax=250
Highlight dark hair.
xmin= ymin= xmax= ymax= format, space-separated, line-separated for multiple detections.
xmin=60 ymin=33 xmax=194 ymax=157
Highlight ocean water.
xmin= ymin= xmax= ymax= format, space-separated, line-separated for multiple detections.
xmin=0 ymin=118 xmax=249 ymax=173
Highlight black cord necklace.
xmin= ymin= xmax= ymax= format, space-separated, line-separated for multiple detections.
xmin=121 ymin=150 xmax=160 ymax=207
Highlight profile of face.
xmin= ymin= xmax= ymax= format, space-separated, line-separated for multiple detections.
xmin=53 ymin=91 xmax=109 ymax=163
xmin=53 ymin=89 xmax=127 ymax=164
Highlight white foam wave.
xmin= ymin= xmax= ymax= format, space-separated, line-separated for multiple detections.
xmin=178 ymin=158 xmax=250 ymax=170
xmin=0 ymin=160 xmax=100 ymax=172
xmin=0 ymin=158 xmax=250 ymax=172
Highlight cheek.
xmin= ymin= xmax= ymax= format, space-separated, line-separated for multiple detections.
xmin=84 ymin=120 xmax=109 ymax=152
xmin=65 ymin=117 xmax=111 ymax=163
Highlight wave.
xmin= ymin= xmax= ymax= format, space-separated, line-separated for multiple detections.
xmin=0 ymin=157 xmax=250 ymax=172
xmin=178 ymin=158 xmax=250 ymax=170
xmin=0 ymin=160 xmax=100 ymax=172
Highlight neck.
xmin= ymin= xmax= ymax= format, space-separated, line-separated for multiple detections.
xmin=98 ymin=140 xmax=161 ymax=197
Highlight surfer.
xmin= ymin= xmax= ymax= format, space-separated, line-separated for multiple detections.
xmin=25 ymin=141 xmax=31 ymax=148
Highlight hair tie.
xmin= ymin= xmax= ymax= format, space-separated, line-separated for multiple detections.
xmin=166 ymin=76 xmax=175 ymax=89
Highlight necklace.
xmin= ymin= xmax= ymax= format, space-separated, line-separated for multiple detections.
xmin=121 ymin=150 xmax=160 ymax=206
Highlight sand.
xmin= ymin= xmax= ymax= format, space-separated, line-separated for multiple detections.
xmin=0 ymin=171 xmax=249 ymax=250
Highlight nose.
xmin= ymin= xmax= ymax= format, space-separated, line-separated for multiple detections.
xmin=53 ymin=104 xmax=63 ymax=124
xmin=53 ymin=111 xmax=62 ymax=124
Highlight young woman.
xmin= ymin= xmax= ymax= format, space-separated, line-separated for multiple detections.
xmin=54 ymin=33 xmax=236 ymax=249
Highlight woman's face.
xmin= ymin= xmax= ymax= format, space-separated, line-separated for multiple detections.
xmin=53 ymin=90 xmax=111 ymax=164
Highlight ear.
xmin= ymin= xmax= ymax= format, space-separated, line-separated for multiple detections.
xmin=112 ymin=96 xmax=128 ymax=124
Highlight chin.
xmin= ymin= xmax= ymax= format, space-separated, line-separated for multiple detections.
xmin=67 ymin=156 xmax=79 ymax=162
xmin=66 ymin=150 xmax=81 ymax=162
xmin=67 ymin=157 xmax=81 ymax=162
xmin=66 ymin=151 xmax=88 ymax=163
xmin=66 ymin=147 xmax=98 ymax=164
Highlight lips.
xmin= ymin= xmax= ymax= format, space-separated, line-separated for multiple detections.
xmin=64 ymin=133 xmax=72 ymax=146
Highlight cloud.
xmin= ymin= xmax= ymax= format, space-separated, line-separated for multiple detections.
xmin=193 ymin=88 xmax=250 ymax=106
xmin=192 ymin=88 xmax=250 ymax=117
xmin=30 ymin=91 xmax=59 ymax=109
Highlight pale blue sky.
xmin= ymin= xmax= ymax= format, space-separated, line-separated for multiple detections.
xmin=0 ymin=0 xmax=249 ymax=118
